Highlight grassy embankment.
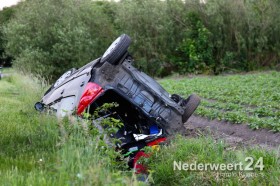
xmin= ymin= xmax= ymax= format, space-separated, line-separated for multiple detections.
xmin=160 ymin=71 xmax=280 ymax=132
xmin=0 ymin=72 xmax=137 ymax=185
xmin=0 ymin=71 xmax=279 ymax=185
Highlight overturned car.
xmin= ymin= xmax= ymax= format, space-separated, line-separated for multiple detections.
xmin=35 ymin=34 xmax=200 ymax=171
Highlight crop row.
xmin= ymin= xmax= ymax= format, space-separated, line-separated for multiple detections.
xmin=160 ymin=71 xmax=280 ymax=132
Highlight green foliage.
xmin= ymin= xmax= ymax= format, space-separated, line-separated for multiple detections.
xmin=2 ymin=0 xmax=280 ymax=78
xmin=145 ymin=136 xmax=279 ymax=185
xmin=0 ymin=6 xmax=15 ymax=66
xmin=160 ymin=71 xmax=280 ymax=131
xmin=0 ymin=71 xmax=138 ymax=185
xmin=174 ymin=14 xmax=214 ymax=74
xmin=114 ymin=0 xmax=176 ymax=76
xmin=114 ymin=0 xmax=280 ymax=76
xmin=3 ymin=0 xmax=116 ymax=81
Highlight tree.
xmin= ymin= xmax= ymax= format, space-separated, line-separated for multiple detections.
xmin=0 ymin=6 xmax=16 ymax=67
xmin=3 ymin=0 xmax=116 ymax=80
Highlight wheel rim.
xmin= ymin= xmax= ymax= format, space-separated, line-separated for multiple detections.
xmin=102 ymin=37 xmax=121 ymax=59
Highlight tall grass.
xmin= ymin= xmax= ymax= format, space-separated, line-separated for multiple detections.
xmin=146 ymin=136 xmax=279 ymax=185
xmin=0 ymin=72 xmax=137 ymax=185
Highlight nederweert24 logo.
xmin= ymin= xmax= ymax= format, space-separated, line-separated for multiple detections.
xmin=173 ymin=157 xmax=264 ymax=171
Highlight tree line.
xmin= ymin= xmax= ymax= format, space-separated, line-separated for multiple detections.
xmin=1 ymin=0 xmax=279 ymax=81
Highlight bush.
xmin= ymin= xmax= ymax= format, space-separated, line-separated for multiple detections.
xmin=0 ymin=6 xmax=15 ymax=67
xmin=3 ymin=0 xmax=116 ymax=81
xmin=3 ymin=0 xmax=280 ymax=78
xmin=114 ymin=0 xmax=175 ymax=76
xmin=173 ymin=14 xmax=214 ymax=74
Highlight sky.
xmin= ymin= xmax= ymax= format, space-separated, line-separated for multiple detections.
xmin=0 ymin=0 xmax=21 ymax=10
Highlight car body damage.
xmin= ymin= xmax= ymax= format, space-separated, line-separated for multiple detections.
xmin=35 ymin=34 xmax=200 ymax=172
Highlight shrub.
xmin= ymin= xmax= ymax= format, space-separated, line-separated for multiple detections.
xmin=3 ymin=0 xmax=280 ymax=78
xmin=174 ymin=14 xmax=214 ymax=74
xmin=3 ymin=0 xmax=116 ymax=81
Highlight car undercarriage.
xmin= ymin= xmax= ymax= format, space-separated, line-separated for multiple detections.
xmin=35 ymin=34 xmax=201 ymax=172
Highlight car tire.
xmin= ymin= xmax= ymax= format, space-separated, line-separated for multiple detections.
xmin=100 ymin=34 xmax=131 ymax=65
xmin=182 ymin=94 xmax=201 ymax=123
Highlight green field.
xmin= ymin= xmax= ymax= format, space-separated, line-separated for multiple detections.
xmin=160 ymin=71 xmax=280 ymax=132
xmin=0 ymin=72 xmax=279 ymax=185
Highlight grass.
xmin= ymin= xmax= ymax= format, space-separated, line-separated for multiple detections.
xmin=159 ymin=71 xmax=280 ymax=132
xmin=0 ymin=71 xmax=279 ymax=185
xmin=0 ymin=73 xmax=137 ymax=185
xmin=146 ymin=136 xmax=279 ymax=186
xmin=0 ymin=67 xmax=14 ymax=75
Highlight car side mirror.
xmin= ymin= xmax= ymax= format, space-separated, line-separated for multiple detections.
xmin=34 ymin=102 xmax=44 ymax=111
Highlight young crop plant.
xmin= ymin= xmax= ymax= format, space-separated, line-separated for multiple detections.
xmin=160 ymin=71 xmax=280 ymax=131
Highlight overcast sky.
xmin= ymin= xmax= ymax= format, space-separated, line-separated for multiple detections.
xmin=0 ymin=0 xmax=21 ymax=10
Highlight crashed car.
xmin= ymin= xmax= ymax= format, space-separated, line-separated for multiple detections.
xmin=35 ymin=34 xmax=200 ymax=171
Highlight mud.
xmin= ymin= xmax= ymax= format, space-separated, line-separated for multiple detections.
xmin=185 ymin=115 xmax=280 ymax=151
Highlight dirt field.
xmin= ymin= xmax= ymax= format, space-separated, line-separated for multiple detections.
xmin=185 ymin=115 xmax=280 ymax=150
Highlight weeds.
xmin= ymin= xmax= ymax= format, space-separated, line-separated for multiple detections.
xmin=0 ymin=72 xmax=137 ymax=185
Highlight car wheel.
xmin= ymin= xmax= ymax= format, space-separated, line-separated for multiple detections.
xmin=182 ymin=94 xmax=201 ymax=123
xmin=100 ymin=34 xmax=131 ymax=65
